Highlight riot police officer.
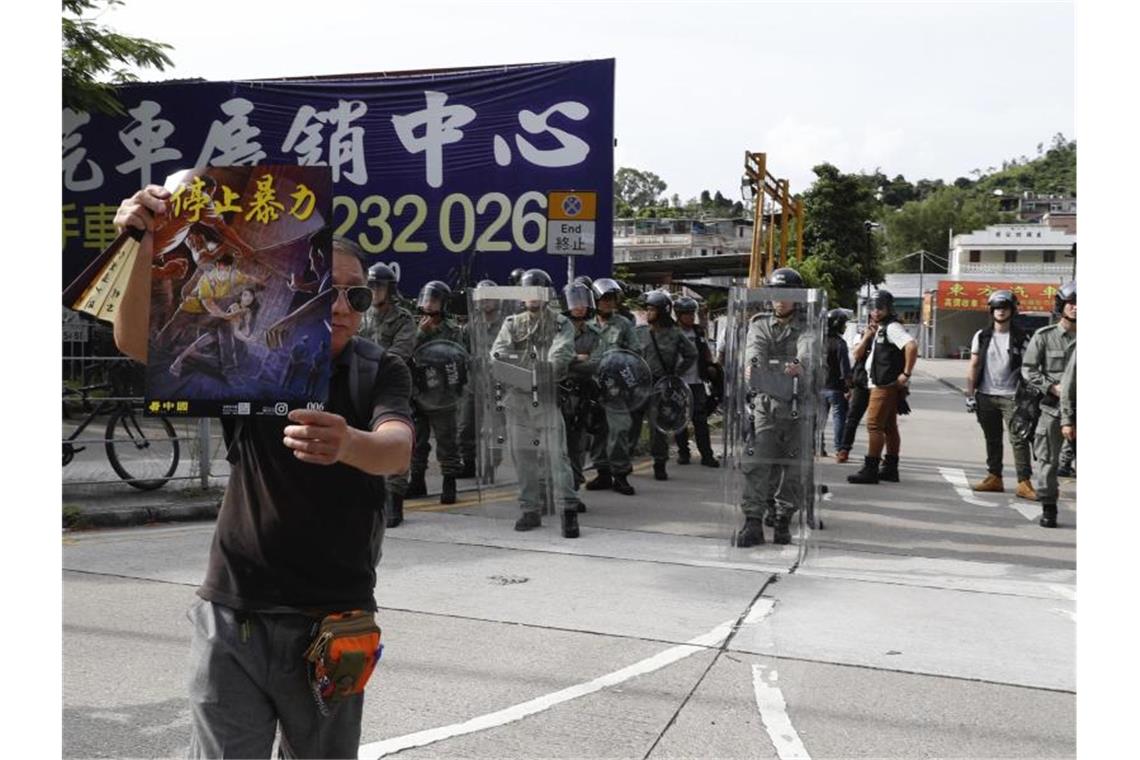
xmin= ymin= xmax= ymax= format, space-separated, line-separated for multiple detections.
xmin=672 ymin=295 xmax=719 ymax=467
xmin=491 ymin=269 xmax=582 ymax=537
xmin=641 ymin=290 xmax=698 ymax=481
xmin=358 ymin=261 xmax=416 ymax=527
xmin=1021 ymin=280 xmax=1076 ymax=528
xmin=737 ymin=267 xmax=816 ymax=546
xmin=458 ymin=279 xmax=503 ymax=478
xmin=561 ymin=281 xmax=604 ymax=505
xmin=507 ymin=267 xmax=526 ymax=286
xmin=407 ymin=280 xmax=466 ymax=506
xmin=585 ymin=278 xmax=643 ymax=496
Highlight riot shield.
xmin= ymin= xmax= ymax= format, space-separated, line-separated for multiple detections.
xmin=468 ymin=285 xmax=576 ymax=534
xmin=721 ymin=285 xmax=825 ymax=563
xmin=409 ymin=339 xmax=469 ymax=412
xmin=648 ymin=375 xmax=693 ymax=435
xmin=596 ymin=348 xmax=652 ymax=414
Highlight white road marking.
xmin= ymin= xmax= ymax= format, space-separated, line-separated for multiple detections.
xmin=359 ymin=597 xmax=777 ymax=759
xmin=1006 ymin=498 xmax=1040 ymax=521
xmin=752 ymin=664 xmax=812 ymax=760
xmin=938 ymin=467 xmax=1000 ymax=508
xmin=1049 ymin=584 xmax=1077 ymax=602
xmin=1051 ymin=607 xmax=1077 ymax=623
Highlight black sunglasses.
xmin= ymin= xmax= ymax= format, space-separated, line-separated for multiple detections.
xmin=332 ymin=285 xmax=373 ymax=313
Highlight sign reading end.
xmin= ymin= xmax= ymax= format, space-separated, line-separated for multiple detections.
xmin=547 ymin=191 xmax=597 ymax=256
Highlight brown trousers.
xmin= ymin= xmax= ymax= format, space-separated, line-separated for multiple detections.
xmin=866 ymin=385 xmax=901 ymax=458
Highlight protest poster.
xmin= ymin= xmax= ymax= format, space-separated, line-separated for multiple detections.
xmin=144 ymin=165 xmax=333 ymax=417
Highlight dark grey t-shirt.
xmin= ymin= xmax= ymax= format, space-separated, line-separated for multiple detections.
xmin=200 ymin=338 xmax=413 ymax=613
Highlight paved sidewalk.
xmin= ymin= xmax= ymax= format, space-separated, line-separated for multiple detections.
xmin=915 ymin=357 xmax=970 ymax=394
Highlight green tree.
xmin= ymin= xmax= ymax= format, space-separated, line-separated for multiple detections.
xmin=882 ymin=187 xmax=1002 ymax=274
xmin=63 ymin=0 xmax=174 ymax=116
xmin=614 ymin=167 xmax=667 ymax=214
xmin=799 ymin=163 xmax=882 ymax=306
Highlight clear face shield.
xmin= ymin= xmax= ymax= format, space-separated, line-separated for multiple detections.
xmin=417 ymin=291 xmax=445 ymax=316
xmin=563 ymin=285 xmax=595 ymax=319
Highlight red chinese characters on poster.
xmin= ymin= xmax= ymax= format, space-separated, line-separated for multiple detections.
xmin=936 ymin=281 xmax=1060 ymax=314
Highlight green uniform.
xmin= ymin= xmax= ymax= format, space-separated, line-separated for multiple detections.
xmin=740 ymin=313 xmax=815 ymax=520
xmin=491 ymin=307 xmax=577 ymax=514
xmin=1060 ymin=345 xmax=1076 ymax=428
xmin=358 ymin=304 xmax=415 ymax=361
xmin=1021 ymin=322 xmax=1076 ymax=504
xmin=564 ymin=319 xmax=605 ymax=488
xmin=410 ymin=318 xmax=465 ymax=478
xmin=642 ymin=323 xmax=698 ymax=463
xmin=590 ymin=313 xmax=641 ymax=477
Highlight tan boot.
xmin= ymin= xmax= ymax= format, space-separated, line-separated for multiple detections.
xmin=972 ymin=473 xmax=1004 ymax=492
xmin=1016 ymin=479 xmax=1037 ymax=500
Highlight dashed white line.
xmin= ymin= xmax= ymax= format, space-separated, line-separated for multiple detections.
xmin=752 ymin=664 xmax=812 ymax=760
xmin=938 ymin=467 xmax=998 ymax=507
xmin=358 ymin=596 xmax=777 ymax=759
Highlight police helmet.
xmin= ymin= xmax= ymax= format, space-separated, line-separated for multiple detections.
xmin=367 ymin=262 xmax=398 ymax=285
xmin=868 ymin=289 xmax=895 ymax=312
xmin=519 ymin=268 xmax=553 ymax=288
xmin=673 ymin=296 xmax=699 ymax=315
xmin=508 ymin=268 xmax=527 ymax=286
xmin=417 ymin=280 xmax=452 ymax=315
xmin=592 ymin=277 xmax=623 ymax=301
xmin=987 ymin=289 xmax=1018 ymax=313
xmin=1055 ymin=280 xmax=1076 ymax=313
xmin=573 ymin=275 xmax=594 ymax=291
xmin=767 ymin=267 xmax=805 ymax=288
xmin=562 ymin=281 xmax=596 ymax=317
xmin=643 ymin=289 xmax=673 ymax=316
xmin=827 ymin=308 xmax=850 ymax=334
xmin=476 ymin=279 xmax=497 ymax=288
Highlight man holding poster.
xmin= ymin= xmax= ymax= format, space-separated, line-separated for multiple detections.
xmin=113 ymin=184 xmax=414 ymax=758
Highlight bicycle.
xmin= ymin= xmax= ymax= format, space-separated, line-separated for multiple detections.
xmin=62 ymin=383 xmax=181 ymax=491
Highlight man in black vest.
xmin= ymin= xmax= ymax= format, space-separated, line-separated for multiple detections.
xmin=965 ymin=290 xmax=1036 ymax=499
xmin=847 ymin=290 xmax=917 ymax=484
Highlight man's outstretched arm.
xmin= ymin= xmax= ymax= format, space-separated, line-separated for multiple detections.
xmin=113 ymin=186 xmax=171 ymax=362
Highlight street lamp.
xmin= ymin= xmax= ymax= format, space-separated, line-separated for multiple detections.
xmin=862 ymin=220 xmax=881 ymax=319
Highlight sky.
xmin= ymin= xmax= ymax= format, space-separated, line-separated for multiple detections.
xmin=95 ymin=0 xmax=1075 ymax=202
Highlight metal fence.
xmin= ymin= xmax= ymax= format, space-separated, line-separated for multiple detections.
xmin=63 ymin=316 xmax=230 ymax=493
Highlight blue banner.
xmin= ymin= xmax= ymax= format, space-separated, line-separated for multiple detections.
xmin=62 ymin=59 xmax=615 ymax=296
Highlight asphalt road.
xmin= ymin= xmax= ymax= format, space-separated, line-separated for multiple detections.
xmin=62 ymin=367 xmax=1076 ymax=759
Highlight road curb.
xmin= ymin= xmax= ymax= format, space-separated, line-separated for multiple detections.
xmin=921 ymin=371 xmax=966 ymax=396
xmin=65 ymin=497 xmax=221 ymax=531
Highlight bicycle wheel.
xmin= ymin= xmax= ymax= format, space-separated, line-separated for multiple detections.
xmin=105 ymin=407 xmax=181 ymax=491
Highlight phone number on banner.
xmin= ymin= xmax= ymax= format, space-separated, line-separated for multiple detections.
xmin=333 ymin=191 xmax=550 ymax=254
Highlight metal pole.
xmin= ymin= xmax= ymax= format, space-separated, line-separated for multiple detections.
xmin=779 ymin=179 xmax=790 ymax=269
xmin=918 ymin=250 xmax=925 ymax=354
xmin=567 ymin=256 xmax=575 ymax=286
xmin=198 ymin=417 xmax=211 ymax=489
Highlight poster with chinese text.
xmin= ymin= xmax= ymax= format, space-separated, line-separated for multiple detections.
xmin=144 ymin=166 xmax=333 ymax=418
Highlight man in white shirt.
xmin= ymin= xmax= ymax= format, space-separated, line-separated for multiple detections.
xmin=965 ymin=290 xmax=1036 ymax=499
xmin=847 ymin=290 xmax=917 ymax=484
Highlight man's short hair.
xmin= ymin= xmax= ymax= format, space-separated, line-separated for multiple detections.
xmin=332 ymin=236 xmax=368 ymax=280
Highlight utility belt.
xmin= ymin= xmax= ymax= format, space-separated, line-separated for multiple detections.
xmin=303 ymin=610 xmax=383 ymax=715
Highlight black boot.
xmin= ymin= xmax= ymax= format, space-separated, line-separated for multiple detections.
xmin=406 ymin=470 xmax=427 ymax=498
xmin=700 ymin=455 xmax=720 ymax=468
xmin=1039 ymin=503 xmax=1058 ymax=528
xmin=654 ymin=461 xmax=668 ymax=481
xmin=575 ymin=500 xmax=588 ymax=513
xmin=878 ymin=454 xmax=900 ymax=483
xmin=386 ymin=495 xmax=404 ymax=528
xmin=847 ymin=456 xmax=881 ymax=484
xmin=561 ymin=508 xmax=580 ymax=538
xmin=514 ymin=511 xmax=541 ymax=531
xmin=458 ymin=460 xmax=476 ymax=478
xmin=441 ymin=476 xmax=457 ymax=505
xmin=773 ymin=513 xmax=793 ymax=545
xmin=677 ymin=449 xmax=691 ymax=465
xmin=735 ymin=517 xmax=765 ymax=547
xmin=585 ymin=468 xmax=612 ymax=490
xmin=612 ymin=473 xmax=636 ymax=495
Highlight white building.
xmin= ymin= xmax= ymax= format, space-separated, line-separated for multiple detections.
xmin=924 ymin=223 xmax=1076 ymax=358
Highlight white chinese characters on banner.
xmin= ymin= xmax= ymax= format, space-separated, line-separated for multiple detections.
xmin=391 ymin=91 xmax=476 ymax=189
xmin=115 ymin=100 xmax=183 ymax=187
xmin=281 ymin=99 xmax=369 ymax=185
xmin=63 ymin=108 xmax=104 ymax=192
xmin=493 ymin=101 xmax=591 ymax=168
xmin=195 ymin=98 xmax=267 ymax=169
